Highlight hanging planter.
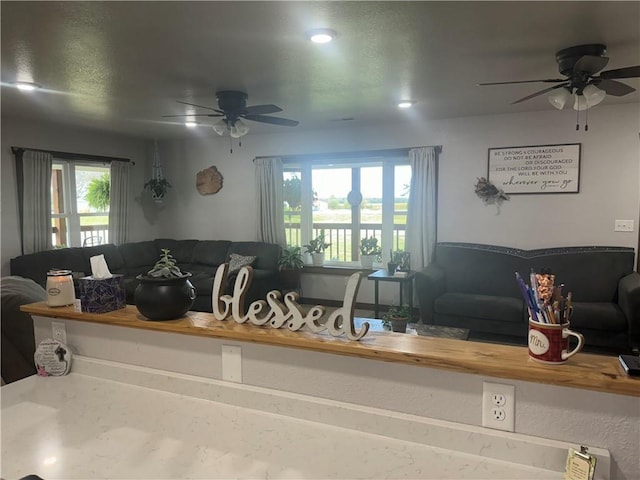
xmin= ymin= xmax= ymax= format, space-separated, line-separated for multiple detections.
xmin=145 ymin=140 xmax=171 ymax=203
xmin=145 ymin=178 xmax=172 ymax=203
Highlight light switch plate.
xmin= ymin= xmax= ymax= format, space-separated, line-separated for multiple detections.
xmin=222 ymin=345 xmax=242 ymax=383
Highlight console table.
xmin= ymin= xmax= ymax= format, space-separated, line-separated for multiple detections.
xmin=367 ymin=269 xmax=416 ymax=320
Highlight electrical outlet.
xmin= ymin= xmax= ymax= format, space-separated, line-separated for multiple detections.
xmin=52 ymin=321 xmax=67 ymax=344
xmin=614 ymin=220 xmax=634 ymax=232
xmin=482 ymin=381 xmax=515 ymax=432
xmin=221 ymin=345 xmax=242 ymax=383
xmin=491 ymin=407 xmax=506 ymax=421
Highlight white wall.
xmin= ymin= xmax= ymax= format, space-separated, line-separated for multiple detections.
xmin=158 ymin=103 xmax=639 ymax=301
xmin=0 ymin=117 xmax=158 ymax=275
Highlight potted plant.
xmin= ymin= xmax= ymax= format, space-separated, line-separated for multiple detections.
xmin=382 ymin=304 xmax=411 ymax=333
xmin=134 ymin=249 xmax=196 ymax=320
xmin=144 ymin=178 xmax=172 ymax=203
xmin=304 ymin=230 xmax=331 ymax=266
xmin=359 ymin=236 xmax=382 ymax=268
xmin=278 ymin=246 xmax=304 ymax=290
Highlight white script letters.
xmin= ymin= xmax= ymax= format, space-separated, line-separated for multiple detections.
xmin=211 ymin=264 xmax=370 ymax=340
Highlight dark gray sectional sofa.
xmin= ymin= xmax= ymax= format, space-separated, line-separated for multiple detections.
xmin=10 ymin=238 xmax=282 ymax=313
xmin=415 ymin=243 xmax=640 ymax=352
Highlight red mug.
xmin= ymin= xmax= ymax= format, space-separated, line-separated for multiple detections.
xmin=528 ymin=319 xmax=584 ymax=364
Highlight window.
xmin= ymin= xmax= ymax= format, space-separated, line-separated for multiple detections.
xmin=51 ymin=161 xmax=110 ymax=247
xmin=284 ymin=156 xmax=411 ymax=265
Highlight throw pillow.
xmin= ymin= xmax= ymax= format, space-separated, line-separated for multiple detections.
xmin=228 ymin=253 xmax=257 ymax=274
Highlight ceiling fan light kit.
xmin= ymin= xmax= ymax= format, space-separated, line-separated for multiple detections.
xmin=548 ymin=84 xmax=606 ymax=111
xmin=164 ymin=90 xmax=298 ymax=149
xmin=479 ymin=43 xmax=639 ymax=129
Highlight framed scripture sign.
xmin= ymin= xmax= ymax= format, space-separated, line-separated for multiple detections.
xmin=488 ymin=144 xmax=581 ymax=194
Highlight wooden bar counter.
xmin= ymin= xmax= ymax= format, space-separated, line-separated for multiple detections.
xmin=22 ymin=301 xmax=639 ymax=397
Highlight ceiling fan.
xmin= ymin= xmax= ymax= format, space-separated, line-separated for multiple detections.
xmin=163 ymin=90 xmax=299 ymax=138
xmin=478 ymin=44 xmax=640 ymax=112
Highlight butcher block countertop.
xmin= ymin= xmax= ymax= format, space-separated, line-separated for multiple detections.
xmin=22 ymin=302 xmax=640 ymax=397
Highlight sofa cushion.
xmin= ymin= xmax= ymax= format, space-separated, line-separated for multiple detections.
xmin=10 ymin=248 xmax=88 ymax=287
xmin=527 ymin=248 xmax=634 ymax=303
xmin=433 ymin=244 xmax=526 ymax=298
xmin=189 ymin=272 xmax=215 ymax=295
xmin=119 ymin=241 xmax=158 ymax=271
xmin=229 ymin=253 xmax=256 ymax=273
xmin=435 ymin=293 xmax=523 ymax=323
xmin=570 ymin=302 xmax=627 ymax=332
xmin=227 ymin=242 xmax=280 ymax=271
xmin=154 ymin=239 xmax=199 ymax=264
xmin=192 ymin=240 xmax=232 ymax=267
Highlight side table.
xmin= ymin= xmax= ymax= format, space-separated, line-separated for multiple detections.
xmin=367 ymin=270 xmax=416 ymax=321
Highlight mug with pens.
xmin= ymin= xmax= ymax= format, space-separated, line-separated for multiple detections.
xmin=515 ymin=269 xmax=584 ymax=363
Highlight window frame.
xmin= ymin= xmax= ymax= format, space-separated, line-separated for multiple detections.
xmin=284 ymin=154 xmax=410 ymax=266
xmin=52 ymin=159 xmax=110 ymax=248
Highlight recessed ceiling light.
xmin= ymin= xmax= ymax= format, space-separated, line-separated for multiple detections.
xmin=307 ymin=28 xmax=337 ymax=44
xmin=398 ymin=100 xmax=416 ymax=109
xmin=185 ymin=121 xmax=198 ymax=128
xmin=13 ymin=81 xmax=41 ymax=91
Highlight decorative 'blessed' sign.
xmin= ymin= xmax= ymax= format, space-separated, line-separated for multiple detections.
xmin=211 ymin=264 xmax=370 ymax=341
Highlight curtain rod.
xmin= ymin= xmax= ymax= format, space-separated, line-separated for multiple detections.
xmin=253 ymin=145 xmax=442 ymax=163
xmin=11 ymin=146 xmax=132 ymax=164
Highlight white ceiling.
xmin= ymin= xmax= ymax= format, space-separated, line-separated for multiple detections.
xmin=1 ymin=1 xmax=639 ymax=140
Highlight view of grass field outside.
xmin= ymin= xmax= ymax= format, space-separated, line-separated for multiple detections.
xmin=51 ymin=163 xmax=110 ymax=247
xmin=284 ymin=164 xmax=411 ymax=263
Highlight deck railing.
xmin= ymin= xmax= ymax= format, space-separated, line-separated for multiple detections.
xmin=284 ymin=222 xmax=406 ymax=262
xmin=80 ymin=225 xmax=109 ymax=246
xmin=52 ymin=224 xmax=109 ymax=247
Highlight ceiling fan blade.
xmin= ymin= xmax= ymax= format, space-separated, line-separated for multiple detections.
xmin=477 ymin=79 xmax=566 ymax=86
xmin=245 ymin=104 xmax=283 ymax=115
xmin=573 ymin=55 xmax=609 ymax=75
xmin=162 ymin=113 xmax=224 ymax=118
xmin=593 ymin=78 xmax=636 ymax=96
xmin=511 ymin=83 xmax=569 ymax=105
xmin=598 ymin=65 xmax=640 ymax=79
xmin=243 ymin=114 xmax=299 ymax=127
xmin=176 ymin=100 xmax=223 ymax=114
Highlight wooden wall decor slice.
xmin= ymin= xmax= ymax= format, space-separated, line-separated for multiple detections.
xmin=196 ymin=166 xmax=223 ymax=195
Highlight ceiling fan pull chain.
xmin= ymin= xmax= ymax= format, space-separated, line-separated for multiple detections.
xmin=229 ymin=136 xmax=233 ymax=154
xmin=576 ymin=107 xmax=580 ymax=131
xmin=584 ymin=107 xmax=589 ymax=131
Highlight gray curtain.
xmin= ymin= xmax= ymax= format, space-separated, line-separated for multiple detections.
xmin=108 ymin=161 xmax=131 ymax=245
xmin=255 ymin=157 xmax=286 ymax=246
xmin=20 ymin=150 xmax=53 ymax=254
xmin=406 ymin=146 xmax=438 ymax=270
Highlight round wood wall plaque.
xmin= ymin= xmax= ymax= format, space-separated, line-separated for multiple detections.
xmin=196 ymin=166 xmax=223 ymax=195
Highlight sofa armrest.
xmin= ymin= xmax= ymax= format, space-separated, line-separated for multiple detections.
xmin=618 ymin=272 xmax=640 ymax=348
xmin=414 ymin=264 xmax=446 ymax=322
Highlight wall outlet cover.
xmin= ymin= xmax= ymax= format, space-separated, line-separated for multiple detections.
xmin=482 ymin=381 xmax=515 ymax=432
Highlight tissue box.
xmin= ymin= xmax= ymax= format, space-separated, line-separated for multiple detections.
xmin=79 ymin=275 xmax=126 ymax=313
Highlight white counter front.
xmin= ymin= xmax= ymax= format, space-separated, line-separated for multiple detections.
xmin=1 ymin=360 xmax=567 ymax=480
